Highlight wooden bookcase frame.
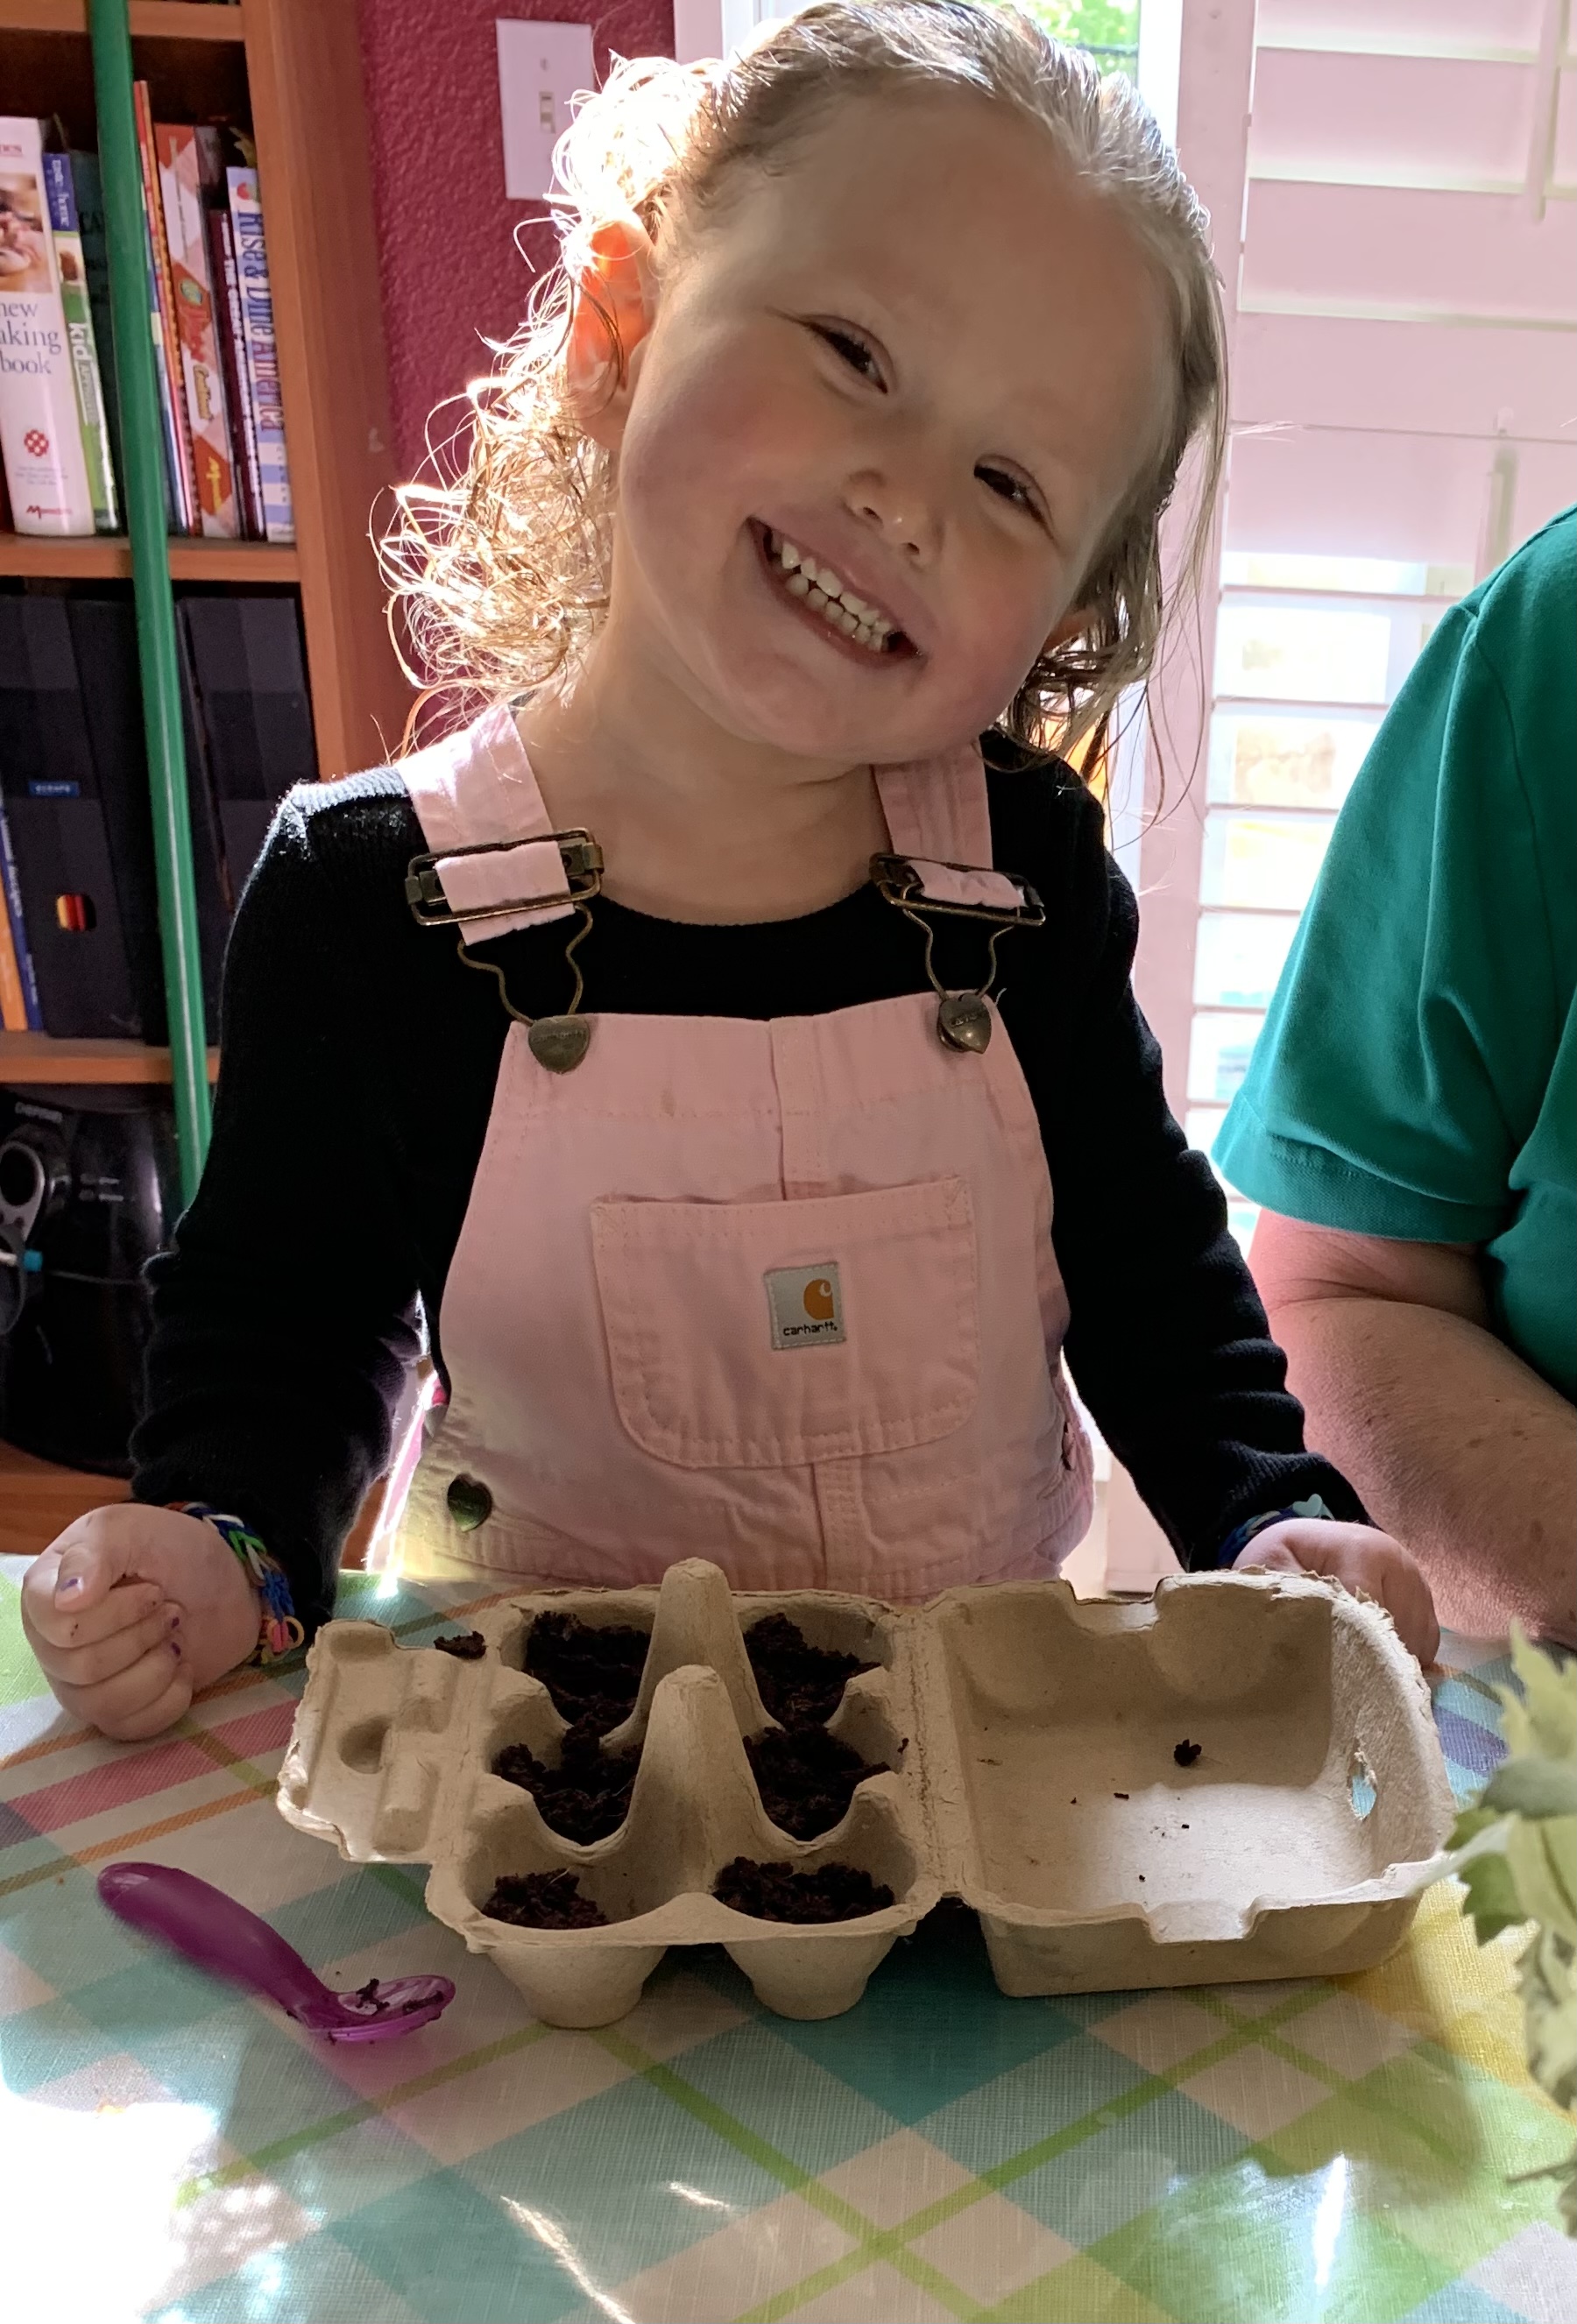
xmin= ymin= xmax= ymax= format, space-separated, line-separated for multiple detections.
xmin=0 ymin=0 xmax=408 ymax=1084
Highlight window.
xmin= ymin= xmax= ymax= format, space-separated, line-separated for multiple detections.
xmin=1132 ymin=0 xmax=1576 ymax=1262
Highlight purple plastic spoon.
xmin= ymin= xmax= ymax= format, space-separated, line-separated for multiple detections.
xmin=98 ymin=1861 xmax=455 ymax=2042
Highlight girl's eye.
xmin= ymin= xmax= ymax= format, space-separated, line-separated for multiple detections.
xmin=977 ymin=464 xmax=1038 ymax=516
xmin=817 ymin=327 xmax=883 ymax=384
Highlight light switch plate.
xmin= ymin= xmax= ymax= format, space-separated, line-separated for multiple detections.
xmin=496 ymin=18 xmax=597 ymax=200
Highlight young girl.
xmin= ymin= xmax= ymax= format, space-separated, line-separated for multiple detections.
xmin=22 ymin=2 xmax=1437 ymax=1740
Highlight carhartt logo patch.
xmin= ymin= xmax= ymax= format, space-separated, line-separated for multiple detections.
xmin=766 ymin=1263 xmax=845 ymax=1349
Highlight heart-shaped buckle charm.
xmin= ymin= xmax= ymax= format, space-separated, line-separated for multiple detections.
xmin=937 ymin=993 xmax=992 ymax=1053
xmin=527 ymin=1015 xmax=592 ymax=1072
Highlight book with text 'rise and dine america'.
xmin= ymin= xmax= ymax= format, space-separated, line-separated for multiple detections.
xmin=0 ymin=116 xmax=95 ymax=535
xmin=227 ymin=165 xmax=293 ymax=543
xmin=209 ymin=197 xmax=262 ymax=536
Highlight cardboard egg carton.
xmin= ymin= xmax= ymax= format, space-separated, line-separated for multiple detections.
xmin=278 ymin=1558 xmax=1454 ymax=2029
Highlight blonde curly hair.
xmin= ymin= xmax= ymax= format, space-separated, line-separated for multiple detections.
xmin=383 ymin=0 xmax=1227 ymax=767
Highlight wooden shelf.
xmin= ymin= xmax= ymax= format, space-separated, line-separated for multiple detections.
xmin=0 ymin=2 xmax=246 ymax=41
xmin=0 ymin=1034 xmax=221 ymax=1083
xmin=0 ymin=0 xmax=406 ymax=773
xmin=0 ymin=1434 xmax=389 ymax=1564
xmin=1 ymin=530 xmax=300 ymax=582
xmin=0 ymin=1437 xmax=131 ymax=1559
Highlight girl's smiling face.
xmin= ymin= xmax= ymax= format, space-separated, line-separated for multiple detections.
xmin=590 ymin=86 xmax=1175 ymax=769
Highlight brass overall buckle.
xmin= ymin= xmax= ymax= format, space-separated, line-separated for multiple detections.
xmin=870 ymin=852 xmax=1046 ymax=929
xmin=871 ymin=853 xmax=1044 ymax=1054
xmin=404 ymin=830 xmax=605 ymax=929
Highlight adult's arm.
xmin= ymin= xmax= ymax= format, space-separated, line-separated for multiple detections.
xmin=1249 ymin=1211 xmax=1576 ymax=1644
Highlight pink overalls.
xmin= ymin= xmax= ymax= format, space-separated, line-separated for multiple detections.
xmin=392 ymin=705 xmax=1092 ymax=1597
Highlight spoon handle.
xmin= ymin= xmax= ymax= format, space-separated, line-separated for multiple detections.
xmin=99 ymin=1861 xmax=337 ymax=2023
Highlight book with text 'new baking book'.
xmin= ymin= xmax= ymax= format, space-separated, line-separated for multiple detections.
xmin=0 ymin=116 xmax=95 ymax=536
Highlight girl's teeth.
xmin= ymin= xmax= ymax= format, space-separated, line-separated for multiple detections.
xmin=768 ymin=531 xmax=890 ymax=653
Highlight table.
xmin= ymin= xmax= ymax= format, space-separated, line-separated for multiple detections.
xmin=3 ymin=1558 xmax=1573 ymax=2324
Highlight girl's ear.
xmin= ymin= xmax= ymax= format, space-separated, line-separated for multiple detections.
xmin=566 ymin=215 xmax=659 ymax=446
xmin=1043 ymin=604 xmax=1094 ymax=653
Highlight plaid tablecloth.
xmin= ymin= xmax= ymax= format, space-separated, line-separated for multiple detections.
xmin=3 ymin=1557 xmax=1573 ymax=2324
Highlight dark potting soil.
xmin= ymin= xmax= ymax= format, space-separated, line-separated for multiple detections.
xmin=714 ymin=1856 xmax=895 ymax=1923
xmin=746 ymin=1725 xmax=889 ymax=1840
xmin=492 ymin=1722 xmax=641 ymax=1843
xmin=524 ymin=1612 xmax=649 ymax=1733
xmin=744 ymin=1613 xmax=875 ymax=1728
xmin=484 ymin=1868 xmax=609 ymax=1929
xmin=432 ymin=1630 xmax=487 ymax=1659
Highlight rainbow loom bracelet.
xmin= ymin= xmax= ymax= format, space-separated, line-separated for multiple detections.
xmin=168 ymin=1501 xmax=305 ymax=1664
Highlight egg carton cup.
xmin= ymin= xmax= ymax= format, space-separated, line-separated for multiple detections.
xmin=277 ymin=1557 xmax=1454 ymax=2029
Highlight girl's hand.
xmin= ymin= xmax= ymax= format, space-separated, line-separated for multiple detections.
xmin=21 ymin=1504 xmax=262 ymax=1741
xmin=1236 ymin=1519 xmax=1440 ymax=1666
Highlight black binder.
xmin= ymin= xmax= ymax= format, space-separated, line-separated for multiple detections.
xmin=0 ymin=595 xmax=159 ymax=1042
xmin=180 ymin=594 xmax=316 ymax=904
xmin=0 ymin=590 xmax=291 ymax=1042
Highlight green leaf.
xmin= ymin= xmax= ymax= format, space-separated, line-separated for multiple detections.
xmin=1519 ymin=1926 xmax=1577 ymax=2112
xmin=1458 ymin=1845 xmax=1530 ymax=1945
xmin=1483 ymin=1757 xmax=1577 ymax=1820
xmin=1498 ymin=1628 xmax=1577 ymax=1767
xmin=1450 ymin=1803 xmax=1509 ymax=1852
xmin=1506 ymin=1819 xmax=1577 ymax=1949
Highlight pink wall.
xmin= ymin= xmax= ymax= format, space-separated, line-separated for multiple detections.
xmin=357 ymin=2 xmax=675 ymax=476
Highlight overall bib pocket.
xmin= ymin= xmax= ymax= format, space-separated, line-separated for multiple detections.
xmin=590 ymin=1177 xmax=980 ymax=1468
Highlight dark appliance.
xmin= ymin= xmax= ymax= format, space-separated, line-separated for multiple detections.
xmin=0 ymin=1084 xmax=180 ymax=1475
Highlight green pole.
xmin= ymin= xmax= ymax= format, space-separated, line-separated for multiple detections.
xmin=88 ymin=0 xmax=212 ymax=1204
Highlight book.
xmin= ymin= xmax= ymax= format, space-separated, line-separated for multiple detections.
xmin=67 ymin=152 xmax=125 ymax=515
xmin=209 ymin=201 xmax=263 ymax=537
xmin=155 ymin=123 xmax=239 ymax=540
xmin=0 ymin=116 xmax=96 ymax=536
xmin=227 ymin=166 xmax=294 ymax=543
xmin=132 ymin=81 xmax=197 ymax=533
xmin=39 ymin=152 xmax=118 ymax=535
xmin=0 ymin=798 xmax=43 ymax=1031
xmin=0 ymin=871 xmax=27 ymax=1030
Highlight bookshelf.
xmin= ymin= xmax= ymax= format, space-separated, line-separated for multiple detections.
xmin=1 ymin=0 xmax=404 ymax=1549
xmin=0 ymin=0 xmax=409 ymax=1088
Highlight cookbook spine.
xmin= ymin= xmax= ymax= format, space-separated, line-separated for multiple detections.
xmin=39 ymin=150 xmax=118 ymax=533
xmin=227 ymin=166 xmax=294 ymax=545
xmin=156 ymin=122 xmax=238 ymax=539
xmin=0 ymin=116 xmax=95 ymax=536
xmin=133 ymin=81 xmax=197 ymax=532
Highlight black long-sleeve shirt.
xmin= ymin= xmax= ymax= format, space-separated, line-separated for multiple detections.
xmin=131 ymin=734 xmax=1362 ymax=1630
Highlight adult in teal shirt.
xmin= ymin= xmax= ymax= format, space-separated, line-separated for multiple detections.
xmin=1218 ymin=508 xmax=1575 ymax=1647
